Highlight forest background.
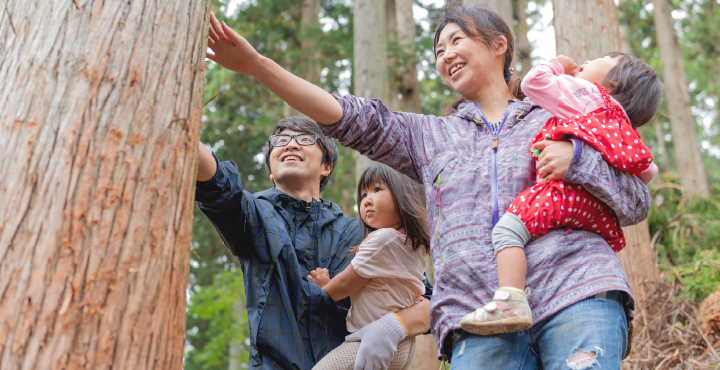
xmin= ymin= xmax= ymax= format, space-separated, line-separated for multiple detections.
xmin=185 ymin=0 xmax=720 ymax=368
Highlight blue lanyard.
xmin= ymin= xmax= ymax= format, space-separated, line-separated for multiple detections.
xmin=473 ymin=102 xmax=513 ymax=227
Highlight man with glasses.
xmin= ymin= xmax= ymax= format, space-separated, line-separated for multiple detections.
xmin=195 ymin=116 xmax=432 ymax=370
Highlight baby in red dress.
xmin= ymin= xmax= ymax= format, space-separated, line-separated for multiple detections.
xmin=461 ymin=53 xmax=663 ymax=335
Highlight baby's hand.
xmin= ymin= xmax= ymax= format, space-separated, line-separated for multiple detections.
xmin=556 ymin=55 xmax=578 ymax=76
xmin=308 ymin=268 xmax=331 ymax=288
xmin=639 ymin=162 xmax=659 ymax=185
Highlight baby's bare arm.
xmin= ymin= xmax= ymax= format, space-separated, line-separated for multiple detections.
xmin=308 ymin=265 xmax=370 ymax=301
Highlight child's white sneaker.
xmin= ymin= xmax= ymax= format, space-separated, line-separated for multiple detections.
xmin=460 ymin=287 xmax=533 ymax=335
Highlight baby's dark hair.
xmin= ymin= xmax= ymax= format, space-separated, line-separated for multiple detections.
xmin=602 ymin=52 xmax=663 ymax=128
xmin=356 ymin=164 xmax=430 ymax=253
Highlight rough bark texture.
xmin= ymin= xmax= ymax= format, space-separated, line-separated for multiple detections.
xmin=553 ymin=0 xmax=622 ymax=64
xmin=513 ymin=0 xmax=532 ymax=75
xmin=387 ymin=0 xmax=422 ymax=114
xmin=0 ymin=0 xmax=208 ymax=369
xmin=285 ymin=0 xmax=321 ymax=118
xmin=652 ymin=0 xmax=709 ymax=196
xmin=354 ymin=0 xmax=388 ymax=181
xmin=553 ymin=0 xmax=659 ymax=303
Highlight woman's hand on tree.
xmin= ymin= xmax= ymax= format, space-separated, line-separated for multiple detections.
xmin=308 ymin=268 xmax=331 ymax=288
xmin=533 ymin=139 xmax=573 ymax=184
xmin=206 ymin=12 xmax=262 ymax=76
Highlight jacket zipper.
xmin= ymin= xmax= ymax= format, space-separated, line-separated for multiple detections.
xmin=473 ymin=102 xmax=513 ymax=227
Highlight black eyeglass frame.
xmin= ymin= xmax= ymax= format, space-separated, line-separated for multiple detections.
xmin=268 ymin=133 xmax=323 ymax=148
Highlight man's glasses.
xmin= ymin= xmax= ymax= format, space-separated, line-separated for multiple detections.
xmin=269 ymin=134 xmax=321 ymax=147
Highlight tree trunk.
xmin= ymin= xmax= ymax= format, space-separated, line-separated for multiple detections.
xmin=553 ymin=0 xmax=659 ymax=303
xmin=285 ymin=0 xmax=321 ymax=118
xmin=0 ymin=0 xmax=208 ymax=368
xmin=228 ymin=299 xmax=245 ymax=370
xmin=654 ymin=119 xmax=671 ymax=173
xmin=652 ymin=0 xmax=709 ymax=196
xmin=388 ymin=0 xmax=423 ymax=114
xmin=354 ymin=0 xmax=388 ymax=181
xmin=513 ymin=0 xmax=532 ymax=75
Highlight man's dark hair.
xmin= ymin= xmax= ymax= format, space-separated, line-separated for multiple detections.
xmin=602 ymin=52 xmax=663 ymax=128
xmin=263 ymin=116 xmax=339 ymax=192
xmin=356 ymin=163 xmax=430 ymax=253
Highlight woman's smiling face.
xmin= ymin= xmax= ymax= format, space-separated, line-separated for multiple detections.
xmin=435 ymin=22 xmax=506 ymax=99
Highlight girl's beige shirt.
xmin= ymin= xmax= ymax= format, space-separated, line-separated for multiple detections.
xmin=346 ymin=228 xmax=426 ymax=332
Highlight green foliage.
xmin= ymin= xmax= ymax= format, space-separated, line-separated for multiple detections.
xmin=185 ymin=268 xmax=249 ymax=370
xmin=665 ymin=250 xmax=720 ymax=300
xmin=646 ymin=174 xmax=720 ymax=300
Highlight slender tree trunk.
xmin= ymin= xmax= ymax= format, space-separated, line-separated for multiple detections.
xmin=553 ymin=0 xmax=659 ymax=303
xmin=228 ymin=299 xmax=245 ymax=370
xmin=652 ymin=0 xmax=709 ymax=196
xmin=388 ymin=0 xmax=423 ymax=114
xmin=513 ymin=0 xmax=532 ymax=75
xmin=285 ymin=0 xmax=322 ymax=118
xmin=0 ymin=0 xmax=208 ymax=369
xmin=654 ymin=119 xmax=671 ymax=173
xmin=354 ymin=0 xmax=388 ymax=181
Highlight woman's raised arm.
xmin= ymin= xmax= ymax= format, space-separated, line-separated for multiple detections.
xmin=206 ymin=12 xmax=343 ymax=124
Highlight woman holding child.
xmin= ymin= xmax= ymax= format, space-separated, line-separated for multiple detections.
xmin=207 ymin=3 xmax=659 ymax=368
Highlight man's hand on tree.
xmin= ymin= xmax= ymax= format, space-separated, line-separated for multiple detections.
xmin=307 ymin=268 xmax=331 ymax=288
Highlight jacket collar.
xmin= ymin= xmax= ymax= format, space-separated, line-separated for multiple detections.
xmin=452 ymin=97 xmax=541 ymax=132
xmin=255 ymin=187 xmax=345 ymax=218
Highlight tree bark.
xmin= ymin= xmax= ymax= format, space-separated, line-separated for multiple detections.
xmin=553 ymin=0 xmax=659 ymax=303
xmin=652 ymin=0 xmax=709 ymax=196
xmin=654 ymin=119 xmax=671 ymax=173
xmin=513 ymin=0 xmax=532 ymax=75
xmin=354 ymin=0 xmax=388 ymax=181
xmin=388 ymin=0 xmax=423 ymax=114
xmin=0 ymin=0 xmax=208 ymax=369
xmin=285 ymin=0 xmax=321 ymax=118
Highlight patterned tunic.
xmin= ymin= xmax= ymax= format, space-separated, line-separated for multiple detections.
xmin=321 ymin=93 xmax=651 ymax=359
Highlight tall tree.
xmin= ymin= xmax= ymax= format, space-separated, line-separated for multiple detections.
xmin=552 ymin=0 xmax=659 ymax=301
xmin=387 ymin=0 xmax=423 ymax=114
xmin=0 ymin=0 xmax=208 ymax=368
xmin=652 ymin=0 xmax=709 ymax=196
xmin=513 ymin=0 xmax=532 ymax=75
xmin=285 ymin=0 xmax=322 ymax=118
xmin=354 ymin=0 xmax=388 ymax=180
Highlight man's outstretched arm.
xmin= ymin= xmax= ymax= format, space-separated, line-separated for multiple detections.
xmin=197 ymin=142 xmax=218 ymax=181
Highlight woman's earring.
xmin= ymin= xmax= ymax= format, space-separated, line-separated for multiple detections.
xmin=509 ymin=67 xmax=515 ymax=75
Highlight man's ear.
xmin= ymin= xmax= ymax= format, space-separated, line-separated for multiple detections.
xmin=320 ymin=162 xmax=333 ymax=180
xmin=269 ymin=173 xmax=274 ymax=182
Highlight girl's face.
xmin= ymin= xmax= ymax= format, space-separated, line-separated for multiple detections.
xmin=575 ymin=56 xmax=620 ymax=87
xmin=359 ymin=180 xmax=403 ymax=231
xmin=435 ymin=23 xmax=506 ymax=98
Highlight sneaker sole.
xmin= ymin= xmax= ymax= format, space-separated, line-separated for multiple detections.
xmin=459 ymin=317 xmax=533 ymax=336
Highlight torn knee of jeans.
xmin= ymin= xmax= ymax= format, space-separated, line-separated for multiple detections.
xmin=566 ymin=347 xmax=604 ymax=369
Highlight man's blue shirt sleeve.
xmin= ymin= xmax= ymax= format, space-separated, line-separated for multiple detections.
xmin=195 ymin=152 xmax=250 ymax=257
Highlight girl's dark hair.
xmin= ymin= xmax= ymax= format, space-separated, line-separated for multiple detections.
xmin=433 ymin=3 xmax=524 ymax=116
xmin=263 ymin=116 xmax=339 ymax=192
xmin=602 ymin=52 xmax=663 ymax=128
xmin=356 ymin=164 xmax=430 ymax=253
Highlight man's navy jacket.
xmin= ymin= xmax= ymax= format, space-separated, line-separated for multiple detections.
xmin=196 ymin=156 xmax=431 ymax=369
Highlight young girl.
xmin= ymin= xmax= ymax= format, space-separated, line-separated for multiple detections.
xmin=308 ymin=163 xmax=430 ymax=370
xmin=460 ymin=53 xmax=663 ymax=335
